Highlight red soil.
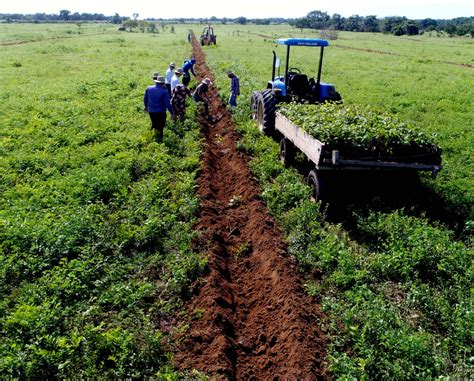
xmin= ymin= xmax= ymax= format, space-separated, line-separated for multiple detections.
xmin=175 ymin=33 xmax=329 ymax=380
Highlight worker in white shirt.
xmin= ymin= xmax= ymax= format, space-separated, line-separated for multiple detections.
xmin=165 ymin=62 xmax=175 ymax=96
xmin=171 ymin=68 xmax=183 ymax=94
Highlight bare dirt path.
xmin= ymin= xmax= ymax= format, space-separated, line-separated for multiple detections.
xmin=175 ymin=34 xmax=328 ymax=380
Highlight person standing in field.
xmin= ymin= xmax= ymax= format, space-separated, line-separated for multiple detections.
xmin=171 ymin=75 xmax=191 ymax=120
xmin=193 ymin=77 xmax=212 ymax=120
xmin=165 ymin=62 xmax=175 ymax=96
xmin=171 ymin=68 xmax=183 ymax=94
xmin=182 ymin=57 xmax=197 ymax=82
xmin=143 ymin=75 xmax=175 ymax=142
xmin=152 ymin=71 xmax=160 ymax=82
xmin=227 ymin=70 xmax=240 ymax=113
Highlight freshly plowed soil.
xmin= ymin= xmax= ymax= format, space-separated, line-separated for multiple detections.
xmin=175 ymin=34 xmax=328 ymax=380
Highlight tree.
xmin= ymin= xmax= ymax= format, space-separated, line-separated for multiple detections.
xmin=112 ymin=13 xmax=122 ymax=24
xmin=59 ymin=10 xmax=70 ymax=21
xmin=236 ymin=16 xmax=248 ymax=25
xmin=404 ymin=21 xmax=419 ymax=35
xmin=306 ymin=10 xmax=330 ymax=29
xmin=345 ymin=15 xmax=363 ymax=31
xmin=445 ymin=23 xmax=457 ymax=37
xmin=123 ymin=18 xmax=138 ymax=32
xmin=363 ymin=15 xmax=379 ymax=32
xmin=330 ymin=14 xmax=344 ymax=30
xmin=382 ymin=16 xmax=406 ymax=33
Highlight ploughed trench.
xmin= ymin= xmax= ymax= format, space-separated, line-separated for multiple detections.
xmin=175 ymin=33 xmax=328 ymax=380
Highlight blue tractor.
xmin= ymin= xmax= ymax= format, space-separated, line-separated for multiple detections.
xmin=251 ymin=38 xmax=341 ymax=133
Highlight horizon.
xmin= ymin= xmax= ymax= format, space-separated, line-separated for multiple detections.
xmin=1 ymin=0 xmax=473 ymax=20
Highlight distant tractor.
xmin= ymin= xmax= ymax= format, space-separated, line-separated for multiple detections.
xmin=200 ymin=23 xmax=217 ymax=45
xmin=251 ymin=38 xmax=341 ymax=133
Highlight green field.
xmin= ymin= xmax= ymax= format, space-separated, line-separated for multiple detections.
xmin=0 ymin=23 xmax=205 ymax=378
xmin=203 ymin=24 xmax=473 ymax=379
xmin=1 ymin=22 xmax=473 ymax=379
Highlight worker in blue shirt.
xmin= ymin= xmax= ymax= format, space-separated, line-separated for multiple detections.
xmin=182 ymin=57 xmax=197 ymax=82
xmin=144 ymin=75 xmax=175 ymax=142
xmin=227 ymin=70 xmax=240 ymax=112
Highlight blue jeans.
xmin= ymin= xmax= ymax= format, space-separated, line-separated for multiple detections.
xmin=229 ymin=92 xmax=238 ymax=108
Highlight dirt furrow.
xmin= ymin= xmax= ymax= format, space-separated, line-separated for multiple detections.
xmin=175 ymin=33 xmax=328 ymax=380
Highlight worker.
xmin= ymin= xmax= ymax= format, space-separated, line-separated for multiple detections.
xmin=227 ymin=70 xmax=240 ymax=113
xmin=151 ymin=71 xmax=160 ymax=82
xmin=143 ymin=75 xmax=175 ymax=142
xmin=182 ymin=57 xmax=197 ymax=82
xmin=164 ymin=62 xmax=175 ymax=96
xmin=171 ymin=75 xmax=191 ymax=120
xmin=187 ymin=31 xmax=191 ymax=43
xmin=193 ymin=78 xmax=212 ymax=119
xmin=171 ymin=68 xmax=183 ymax=94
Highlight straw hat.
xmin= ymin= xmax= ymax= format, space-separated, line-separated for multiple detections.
xmin=202 ymin=78 xmax=212 ymax=85
xmin=152 ymin=71 xmax=160 ymax=79
xmin=153 ymin=75 xmax=165 ymax=84
xmin=175 ymin=68 xmax=183 ymax=75
xmin=226 ymin=70 xmax=233 ymax=76
xmin=170 ymin=62 xmax=176 ymax=68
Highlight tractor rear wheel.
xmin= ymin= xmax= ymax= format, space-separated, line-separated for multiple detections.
xmin=250 ymin=91 xmax=261 ymax=119
xmin=257 ymin=89 xmax=276 ymax=134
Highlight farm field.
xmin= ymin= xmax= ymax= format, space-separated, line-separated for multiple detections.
xmin=0 ymin=23 xmax=205 ymax=378
xmin=1 ymin=22 xmax=473 ymax=379
xmin=203 ymin=24 xmax=473 ymax=378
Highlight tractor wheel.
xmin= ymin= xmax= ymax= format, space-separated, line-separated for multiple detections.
xmin=200 ymin=39 xmax=204 ymax=46
xmin=257 ymin=89 xmax=276 ymax=134
xmin=279 ymin=138 xmax=295 ymax=166
xmin=307 ymin=170 xmax=325 ymax=202
xmin=250 ymin=91 xmax=261 ymax=119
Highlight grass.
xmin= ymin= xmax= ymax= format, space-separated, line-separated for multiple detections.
xmin=0 ymin=23 xmax=205 ymax=378
xmin=202 ymin=23 xmax=473 ymax=379
xmin=1 ymin=21 xmax=472 ymax=379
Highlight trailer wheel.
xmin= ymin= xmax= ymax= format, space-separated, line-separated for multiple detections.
xmin=257 ymin=89 xmax=276 ymax=134
xmin=307 ymin=170 xmax=325 ymax=202
xmin=280 ymin=138 xmax=294 ymax=166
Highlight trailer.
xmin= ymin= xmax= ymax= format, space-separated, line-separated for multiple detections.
xmin=273 ymin=112 xmax=442 ymax=201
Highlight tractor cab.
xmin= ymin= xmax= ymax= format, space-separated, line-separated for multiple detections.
xmin=267 ymin=38 xmax=341 ymax=103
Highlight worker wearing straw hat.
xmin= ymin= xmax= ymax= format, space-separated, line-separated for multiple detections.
xmin=144 ymin=75 xmax=175 ymax=142
xmin=193 ymin=78 xmax=212 ymax=119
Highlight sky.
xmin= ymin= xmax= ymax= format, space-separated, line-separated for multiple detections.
xmin=2 ymin=0 xmax=473 ymax=20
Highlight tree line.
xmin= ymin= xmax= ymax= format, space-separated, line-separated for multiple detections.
xmin=0 ymin=11 xmax=126 ymax=23
xmin=1 ymin=10 xmax=473 ymax=37
xmin=291 ymin=11 xmax=474 ymax=37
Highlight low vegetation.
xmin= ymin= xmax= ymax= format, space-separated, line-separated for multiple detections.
xmin=279 ymin=102 xmax=440 ymax=160
xmin=0 ymin=24 xmax=205 ymax=378
xmin=206 ymin=25 xmax=472 ymax=378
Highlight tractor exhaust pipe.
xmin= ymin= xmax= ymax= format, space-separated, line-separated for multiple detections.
xmin=272 ymin=51 xmax=276 ymax=81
